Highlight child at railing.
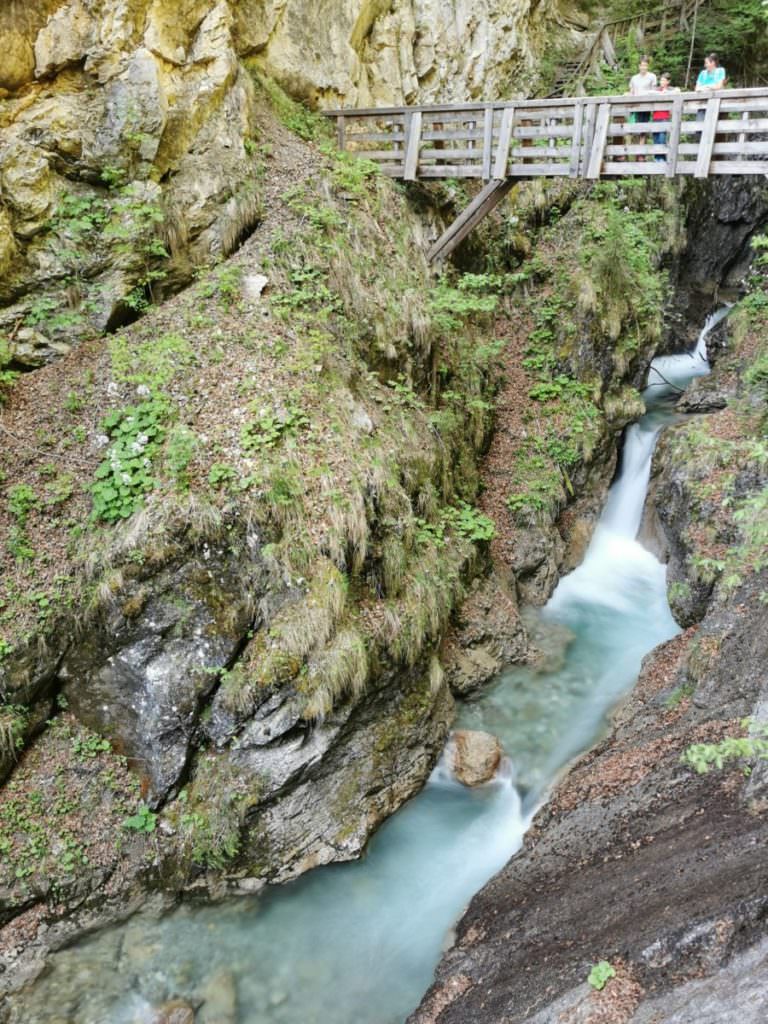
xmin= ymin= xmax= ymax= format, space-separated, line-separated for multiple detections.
xmin=652 ymin=74 xmax=678 ymax=162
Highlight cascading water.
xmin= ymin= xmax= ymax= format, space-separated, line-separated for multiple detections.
xmin=13 ymin=311 xmax=728 ymax=1024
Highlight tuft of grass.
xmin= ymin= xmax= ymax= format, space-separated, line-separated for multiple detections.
xmin=302 ymin=626 xmax=369 ymax=721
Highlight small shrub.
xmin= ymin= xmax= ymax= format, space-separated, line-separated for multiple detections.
xmin=681 ymin=720 xmax=768 ymax=774
xmin=588 ymin=961 xmax=616 ymax=990
xmin=122 ymin=804 xmax=158 ymax=833
xmin=91 ymin=400 xmax=167 ymax=522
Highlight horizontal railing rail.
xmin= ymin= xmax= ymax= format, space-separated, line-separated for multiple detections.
xmin=323 ymin=88 xmax=768 ymax=181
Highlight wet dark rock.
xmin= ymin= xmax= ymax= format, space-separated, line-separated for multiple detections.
xmin=441 ymin=573 xmax=527 ymax=696
xmin=681 ymin=177 xmax=768 ymax=298
xmin=446 ymin=730 xmax=502 ymax=787
xmin=509 ymin=525 xmax=565 ymax=606
xmin=675 ymin=375 xmax=729 ymax=413
xmin=59 ymin=542 xmax=267 ymax=802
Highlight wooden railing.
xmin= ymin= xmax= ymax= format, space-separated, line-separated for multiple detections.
xmin=325 ymin=87 xmax=768 ymax=181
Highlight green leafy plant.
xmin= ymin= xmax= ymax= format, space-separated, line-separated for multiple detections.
xmin=208 ymin=463 xmax=236 ymax=488
xmin=6 ymin=484 xmax=39 ymax=561
xmin=0 ymin=339 xmax=19 ymax=405
xmin=443 ymin=502 xmax=496 ymax=542
xmin=91 ymin=400 xmax=167 ymax=522
xmin=588 ymin=961 xmax=616 ymax=991
xmin=70 ymin=734 xmax=112 ymax=761
xmin=165 ymin=425 xmax=197 ymax=491
xmin=681 ymin=720 xmax=768 ymax=774
xmin=241 ymin=405 xmax=309 ymax=452
xmin=122 ymin=804 xmax=158 ymax=833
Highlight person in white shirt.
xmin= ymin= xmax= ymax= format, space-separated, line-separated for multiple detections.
xmin=628 ymin=57 xmax=657 ymax=158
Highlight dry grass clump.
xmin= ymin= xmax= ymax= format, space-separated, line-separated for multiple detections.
xmin=302 ymin=626 xmax=369 ymax=721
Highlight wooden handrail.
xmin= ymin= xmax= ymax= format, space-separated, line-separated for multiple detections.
xmin=323 ymin=86 xmax=768 ymax=119
xmin=326 ymin=84 xmax=768 ymax=261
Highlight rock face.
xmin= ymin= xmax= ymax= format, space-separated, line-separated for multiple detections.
xmin=441 ymin=573 xmax=527 ymax=696
xmin=446 ymin=730 xmax=503 ymax=786
xmin=680 ymin=177 xmax=768 ymax=300
xmin=0 ymin=0 xmax=585 ymax=366
xmin=251 ymin=0 xmax=586 ymax=107
xmin=60 ymin=540 xmax=266 ymax=801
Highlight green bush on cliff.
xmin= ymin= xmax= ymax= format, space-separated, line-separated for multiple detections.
xmin=91 ymin=401 xmax=167 ymax=522
xmin=682 ymin=720 xmax=768 ymax=774
xmin=0 ymin=339 xmax=19 ymax=405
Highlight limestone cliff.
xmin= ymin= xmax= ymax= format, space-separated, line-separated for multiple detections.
xmin=0 ymin=0 xmax=587 ymax=368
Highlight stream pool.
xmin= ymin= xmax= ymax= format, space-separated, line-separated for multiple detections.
xmin=11 ymin=311 xmax=728 ymax=1024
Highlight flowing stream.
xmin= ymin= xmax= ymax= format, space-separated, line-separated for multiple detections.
xmin=15 ymin=311 xmax=728 ymax=1024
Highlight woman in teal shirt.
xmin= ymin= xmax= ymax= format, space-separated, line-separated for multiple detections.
xmin=696 ymin=53 xmax=726 ymax=90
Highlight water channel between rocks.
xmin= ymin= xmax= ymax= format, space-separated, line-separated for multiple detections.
xmin=15 ymin=310 xmax=729 ymax=1024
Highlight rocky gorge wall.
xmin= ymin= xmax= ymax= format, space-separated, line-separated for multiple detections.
xmin=0 ymin=0 xmax=587 ymax=369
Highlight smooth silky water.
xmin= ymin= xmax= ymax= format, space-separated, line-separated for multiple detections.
xmin=16 ymin=311 xmax=728 ymax=1024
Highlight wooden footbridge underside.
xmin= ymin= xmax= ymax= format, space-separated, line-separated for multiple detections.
xmin=324 ymin=88 xmax=768 ymax=261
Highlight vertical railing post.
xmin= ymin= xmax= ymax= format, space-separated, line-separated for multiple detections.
xmin=403 ymin=110 xmax=422 ymax=181
xmin=337 ymin=115 xmax=346 ymax=151
xmin=493 ymin=105 xmax=515 ymax=178
xmin=569 ymin=100 xmax=584 ymax=178
xmin=665 ymin=94 xmax=684 ymax=177
xmin=695 ymin=94 xmax=721 ymax=178
xmin=482 ymin=106 xmax=494 ymax=181
xmin=587 ymin=101 xmax=611 ymax=179
xmin=580 ymin=102 xmax=597 ymax=178
xmin=738 ymin=109 xmax=749 ymax=160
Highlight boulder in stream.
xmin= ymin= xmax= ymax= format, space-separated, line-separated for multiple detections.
xmin=153 ymin=999 xmax=196 ymax=1024
xmin=447 ymin=730 xmax=503 ymax=787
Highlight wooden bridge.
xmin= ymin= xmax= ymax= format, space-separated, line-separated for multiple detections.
xmin=324 ymin=87 xmax=768 ymax=261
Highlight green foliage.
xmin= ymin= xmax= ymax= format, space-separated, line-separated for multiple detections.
xmin=665 ymin=682 xmax=695 ymax=709
xmin=325 ymin=147 xmax=380 ymax=197
xmin=584 ymin=1 xmax=768 ymax=91
xmin=70 ymin=734 xmax=112 ymax=761
xmin=416 ymin=503 xmax=495 ymax=547
xmin=0 ymin=339 xmax=19 ymax=405
xmin=272 ymin=266 xmax=341 ymax=316
xmin=240 ymin=405 xmax=309 ymax=452
xmin=429 ymin=276 xmax=499 ymax=333
xmin=6 ymin=484 xmax=39 ymax=561
xmin=165 ymin=425 xmax=197 ymax=491
xmin=529 ymin=375 xmax=593 ymax=403
xmin=196 ymin=264 xmax=244 ymax=307
xmin=122 ymin=803 xmax=158 ymax=833
xmin=442 ymin=502 xmax=495 ymax=541
xmin=208 ymin=462 xmax=236 ymax=489
xmin=91 ymin=400 xmax=167 ymax=522
xmin=105 ymin=184 xmax=168 ymax=311
xmin=682 ymin=720 xmax=768 ymax=774
xmin=0 ymin=705 xmax=28 ymax=759
xmin=254 ymin=73 xmax=330 ymax=142
xmin=588 ymin=961 xmax=616 ymax=991
xmin=109 ymin=331 xmax=194 ymax=391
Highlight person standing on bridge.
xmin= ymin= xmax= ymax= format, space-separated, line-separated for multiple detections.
xmin=695 ymin=54 xmax=726 ymax=128
xmin=696 ymin=53 xmax=726 ymax=92
xmin=629 ymin=57 xmax=657 ymax=159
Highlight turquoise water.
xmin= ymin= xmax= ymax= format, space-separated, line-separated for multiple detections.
xmin=11 ymin=317 xmax=726 ymax=1024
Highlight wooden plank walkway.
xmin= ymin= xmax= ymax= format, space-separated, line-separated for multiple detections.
xmin=324 ymin=88 xmax=768 ymax=260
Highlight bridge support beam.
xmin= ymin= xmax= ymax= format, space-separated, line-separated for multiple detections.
xmin=428 ymin=178 xmax=515 ymax=264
